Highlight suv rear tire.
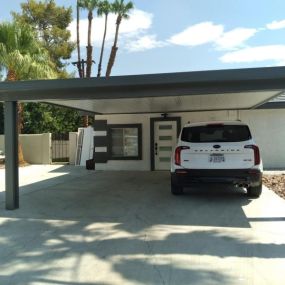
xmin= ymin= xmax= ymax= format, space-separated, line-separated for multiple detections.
xmin=171 ymin=182 xmax=183 ymax=195
xmin=247 ymin=183 xmax=262 ymax=198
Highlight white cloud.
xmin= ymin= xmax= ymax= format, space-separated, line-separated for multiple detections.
xmin=215 ymin=28 xmax=257 ymax=50
xmin=220 ymin=45 xmax=285 ymax=64
xmin=266 ymin=19 xmax=285 ymax=30
xmin=125 ymin=35 xmax=167 ymax=52
xmin=168 ymin=22 xmax=224 ymax=46
xmin=68 ymin=9 xmax=153 ymax=48
xmin=168 ymin=22 xmax=257 ymax=51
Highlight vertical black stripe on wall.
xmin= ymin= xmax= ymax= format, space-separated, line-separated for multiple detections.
xmin=93 ymin=120 xmax=108 ymax=163
xmin=93 ymin=120 xmax=107 ymax=131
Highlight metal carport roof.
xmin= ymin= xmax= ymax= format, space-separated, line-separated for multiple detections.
xmin=1 ymin=65 xmax=285 ymax=210
xmin=1 ymin=66 xmax=285 ymax=114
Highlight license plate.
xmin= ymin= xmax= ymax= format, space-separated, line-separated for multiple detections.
xmin=209 ymin=154 xmax=225 ymax=163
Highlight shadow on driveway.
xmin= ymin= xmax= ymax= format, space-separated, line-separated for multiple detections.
xmin=0 ymin=169 xmax=284 ymax=284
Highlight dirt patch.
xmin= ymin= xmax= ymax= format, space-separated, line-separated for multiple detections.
xmin=263 ymin=174 xmax=285 ymax=200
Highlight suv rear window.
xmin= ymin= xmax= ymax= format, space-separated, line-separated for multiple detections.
xmin=181 ymin=124 xmax=252 ymax=143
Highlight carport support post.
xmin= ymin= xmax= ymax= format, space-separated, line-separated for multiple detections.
xmin=4 ymin=101 xmax=19 ymax=210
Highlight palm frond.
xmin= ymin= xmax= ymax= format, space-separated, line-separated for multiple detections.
xmin=97 ymin=0 xmax=111 ymax=16
xmin=78 ymin=0 xmax=99 ymax=11
xmin=0 ymin=21 xmax=57 ymax=81
xmin=112 ymin=0 xmax=133 ymax=16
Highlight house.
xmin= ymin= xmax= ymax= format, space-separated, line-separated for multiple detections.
xmin=1 ymin=66 xmax=285 ymax=209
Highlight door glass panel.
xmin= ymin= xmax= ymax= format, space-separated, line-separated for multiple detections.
xmin=159 ymin=146 xmax=172 ymax=151
xmin=159 ymin=136 xmax=172 ymax=141
xmin=159 ymin=157 xmax=171 ymax=162
xmin=159 ymin=125 xmax=173 ymax=130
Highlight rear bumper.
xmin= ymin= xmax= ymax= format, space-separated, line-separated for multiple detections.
xmin=171 ymin=169 xmax=262 ymax=187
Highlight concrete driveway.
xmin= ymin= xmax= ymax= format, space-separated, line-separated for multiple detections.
xmin=0 ymin=166 xmax=285 ymax=285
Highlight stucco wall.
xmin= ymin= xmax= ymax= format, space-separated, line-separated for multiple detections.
xmin=95 ymin=109 xmax=285 ymax=170
xmin=239 ymin=109 xmax=285 ymax=169
xmin=0 ymin=133 xmax=51 ymax=164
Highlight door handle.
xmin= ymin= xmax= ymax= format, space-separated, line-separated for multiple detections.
xmin=155 ymin=143 xmax=158 ymax=155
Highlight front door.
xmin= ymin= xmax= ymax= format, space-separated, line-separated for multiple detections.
xmin=154 ymin=120 xmax=178 ymax=170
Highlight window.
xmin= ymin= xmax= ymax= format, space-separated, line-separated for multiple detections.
xmin=181 ymin=125 xmax=252 ymax=143
xmin=108 ymin=124 xmax=142 ymax=160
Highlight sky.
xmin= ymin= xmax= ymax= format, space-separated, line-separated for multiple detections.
xmin=2 ymin=0 xmax=285 ymax=76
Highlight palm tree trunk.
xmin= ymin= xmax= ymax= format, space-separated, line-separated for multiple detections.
xmin=106 ymin=15 xmax=121 ymax=78
xmin=97 ymin=13 xmax=108 ymax=78
xmin=86 ymin=10 xmax=93 ymax=78
xmin=83 ymin=115 xmax=89 ymax=128
xmin=76 ymin=0 xmax=83 ymax=78
xmin=7 ymin=69 xmax=26 ymax=165
xmin=84 ymin=9 xmax=95 ymax=125
xmin=7 ymin=69 xmax=17 ymax=81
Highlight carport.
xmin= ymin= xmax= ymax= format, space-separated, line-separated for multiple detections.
xmin=1 ymin=66 xmax=285 ymax=210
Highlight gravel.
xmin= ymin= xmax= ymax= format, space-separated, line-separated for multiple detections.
xmin=263 ymin=174 xmax=285 ymax=200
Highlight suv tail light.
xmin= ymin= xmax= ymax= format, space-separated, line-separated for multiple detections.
xmin=175 ymin=146 xmax=190 ymax=165
xmin=244 ymin=145 xmax=260 ymax=165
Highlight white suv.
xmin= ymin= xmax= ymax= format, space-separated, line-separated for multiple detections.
xmin=171 ymin=121 xmax=263 ymax=197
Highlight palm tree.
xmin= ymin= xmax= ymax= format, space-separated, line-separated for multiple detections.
xmin=97 ymin=0 xmax=111 ymax=77
xmin=78 ymin=0 xmax=99 ymax=78
xmin=0 ymin=22 xmax=56 ymax=164
xmin=105 ymin=0 xmax=133 ymax=78
xmin=78 ymin=0 xmax=98 ymax=127
xmin=0 ymin=23 xmax=55 ymax=81
xmin=76 ymin=0 xmax=83 ymax=78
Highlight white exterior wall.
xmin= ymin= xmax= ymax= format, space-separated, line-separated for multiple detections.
xmin=96 ymin=109 xmax=285 ymax=170
xmin=239 ymin=109 xmax=285 ymax=169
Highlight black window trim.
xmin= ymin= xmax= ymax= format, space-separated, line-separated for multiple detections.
xmin=107 ymin=124 xmax=142 ymax=160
